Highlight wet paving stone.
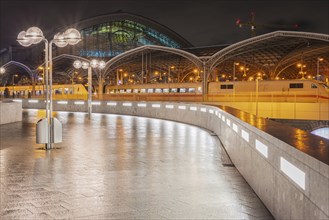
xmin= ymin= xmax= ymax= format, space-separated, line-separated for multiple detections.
xmin=0 ymin=109 xmax=274 ymax=219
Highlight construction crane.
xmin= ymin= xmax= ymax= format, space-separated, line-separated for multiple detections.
xmin=236 ymin=12 xmax=299 ymax=37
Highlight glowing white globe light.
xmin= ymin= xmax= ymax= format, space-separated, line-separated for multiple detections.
xmin=82 ymin=61 xmax=89 ymax=69
xmin=0 ymin=67 xmax=5 ymax=74
xmin=90 ymin=59 xmax=98 ymax=68
xmin=73 ymin=60 xmax=82 ymax=69
xmin=26 ymin=27 xmax=44 ymax=44
xmin=17 ymin=31 xmax=33 ymax=47
xmin=53 ymin=33 xmax=68 ymax=48
xmin=98 ymin=61 xmax=106 ymax=69
xmin=64 ymin=28 xmax=81 ymax=45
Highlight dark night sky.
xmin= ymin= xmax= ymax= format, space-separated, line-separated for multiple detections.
xmin=0 ymin=0 xmax=328 ymax=49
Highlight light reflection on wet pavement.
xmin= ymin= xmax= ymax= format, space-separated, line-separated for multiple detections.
xmin=0 ymin=109 xmax=273 ymax=219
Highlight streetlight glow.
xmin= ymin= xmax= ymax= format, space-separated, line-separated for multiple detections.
xmin=0 ymin=67 xmax=5 ymax=74
xmin=90 ymin=59 xmax=99 ymax=68
xmin=25 ymin=27 xmax=44 ymax=44
xmin=73 ymin=60 xmax=82 ymax=69
xmin=82 ymin=61 xmax=89 ymax=69
xmin=316 ymin=57 xmax=324 ymax=81
xmin=99 ymin=61 xmax=106 ymax=69
xmin=17 ymin=31 xmax=33 ymax=47
xmin=74 ymin=59 xmax=105 ymax=119
xmin=53 ymin=33 xmax=68 ymax=47
xmin=64 ymin=28 xmax=81 ymax=45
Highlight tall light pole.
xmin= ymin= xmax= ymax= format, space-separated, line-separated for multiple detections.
xmin=168 ymin=65 xmax=175 ymax=83
xmin=297 ymin=63 xmax=306 ymax=79
xmin=12 ymin=74 xmax=18 ymax=97
xmin=317 ymin=57 xmax=324 ymax=81
xmin=233 ymin=62 xmax=239 ymax=99
xmin=116 ymin=69 xmax=123 ymax=85
xmin=73 ymin=59 xmax=105 ymax=119
xmin=38 ymin=66 xmax=46 ymax=97
xmin=12 ymin=74 xmax=18 ymax=85
xmin=256 ymin=77 xmax=259 ymax=116
xmin=17 ymin=27 xmax=81 ymax=150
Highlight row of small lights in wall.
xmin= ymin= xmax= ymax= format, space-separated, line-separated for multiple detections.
xmin=15 ymin=99 xmax=306 ymax=190
xmin=212 ymin=106 xmax=306 ymax=190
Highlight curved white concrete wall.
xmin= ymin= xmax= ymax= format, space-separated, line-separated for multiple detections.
xmin=20 ymin=99 xmax=329 ymax=219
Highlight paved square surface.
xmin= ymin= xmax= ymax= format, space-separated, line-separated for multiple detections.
xmin=0 ymin=109 xmax=273 ymax=219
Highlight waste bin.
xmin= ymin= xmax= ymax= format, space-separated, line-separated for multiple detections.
xmin=36 ymin=118 xmax=62 ymax=144
xmin=36 ymin=118 xmax=48 ymax=144
xmin=52 ymin=118 xmax=62 ymax=143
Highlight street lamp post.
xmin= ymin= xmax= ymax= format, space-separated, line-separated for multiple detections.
xmin=38 ymin=66 xmax=45 ymax=97
xmin=256 ymin=78 xmax=259 ymax=116
xmin=297 ymin=63 xmax=306 ymax=79
xmin=168 ymin=66 xmax=175 ymax=83
xmin=17 ymin=27 xmax=81 ymax=150
xmin=317 ymin=57 xmax=324 ymax=81
xmin=73 ymin=59 xmax=105 ymax=119
xmin=233 ymin=62 xmax=239 ymax=100
xmin=12 ymin=74 xmax=18 ymax=97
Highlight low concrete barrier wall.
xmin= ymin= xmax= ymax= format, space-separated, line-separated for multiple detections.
xmin=0 ymin=101 xmax=22 ymax=124
xmin=20 ymin=99 xmax=329 ymax=219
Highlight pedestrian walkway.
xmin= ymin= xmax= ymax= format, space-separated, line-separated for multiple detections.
xmin=0 ymin=109 xmax=273 ymax=219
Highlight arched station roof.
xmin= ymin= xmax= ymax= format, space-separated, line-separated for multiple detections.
xmin=205 ymin=31 xmax=329 ymax=80
xmin=0 ymin=61 xmax=34 ymax=86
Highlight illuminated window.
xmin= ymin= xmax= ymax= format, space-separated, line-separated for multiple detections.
xmin=179 ymin=88 xmax=186 ymax=93
xmin=188 ymin=88 xmax=196 ymax=93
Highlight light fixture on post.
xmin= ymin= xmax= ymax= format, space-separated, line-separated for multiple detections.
xmin=73 ymin=59 xmax=105 ymax=119
xmin=0 ymin=67 xmax=5 ymax=74
xmin=17 ymin=26 xmax=81 ymax=150
xmin=297 ymin=63 xmax=306 ymax=79
xmin=233 ymin=62 xmax=239 ymax=100
xmin=316 ymin=57 xmax=324 ymax=81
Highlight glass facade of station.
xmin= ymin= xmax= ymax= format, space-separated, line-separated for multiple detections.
xmin=77 ymin=20 xmax=182 ymax=58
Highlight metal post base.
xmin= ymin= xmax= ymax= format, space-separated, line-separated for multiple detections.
xmin=45 ymin=143 xmax=53 ymax=150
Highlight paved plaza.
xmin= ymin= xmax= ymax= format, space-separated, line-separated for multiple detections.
xmin=0 ymin=109 xmax=273 ymax=219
